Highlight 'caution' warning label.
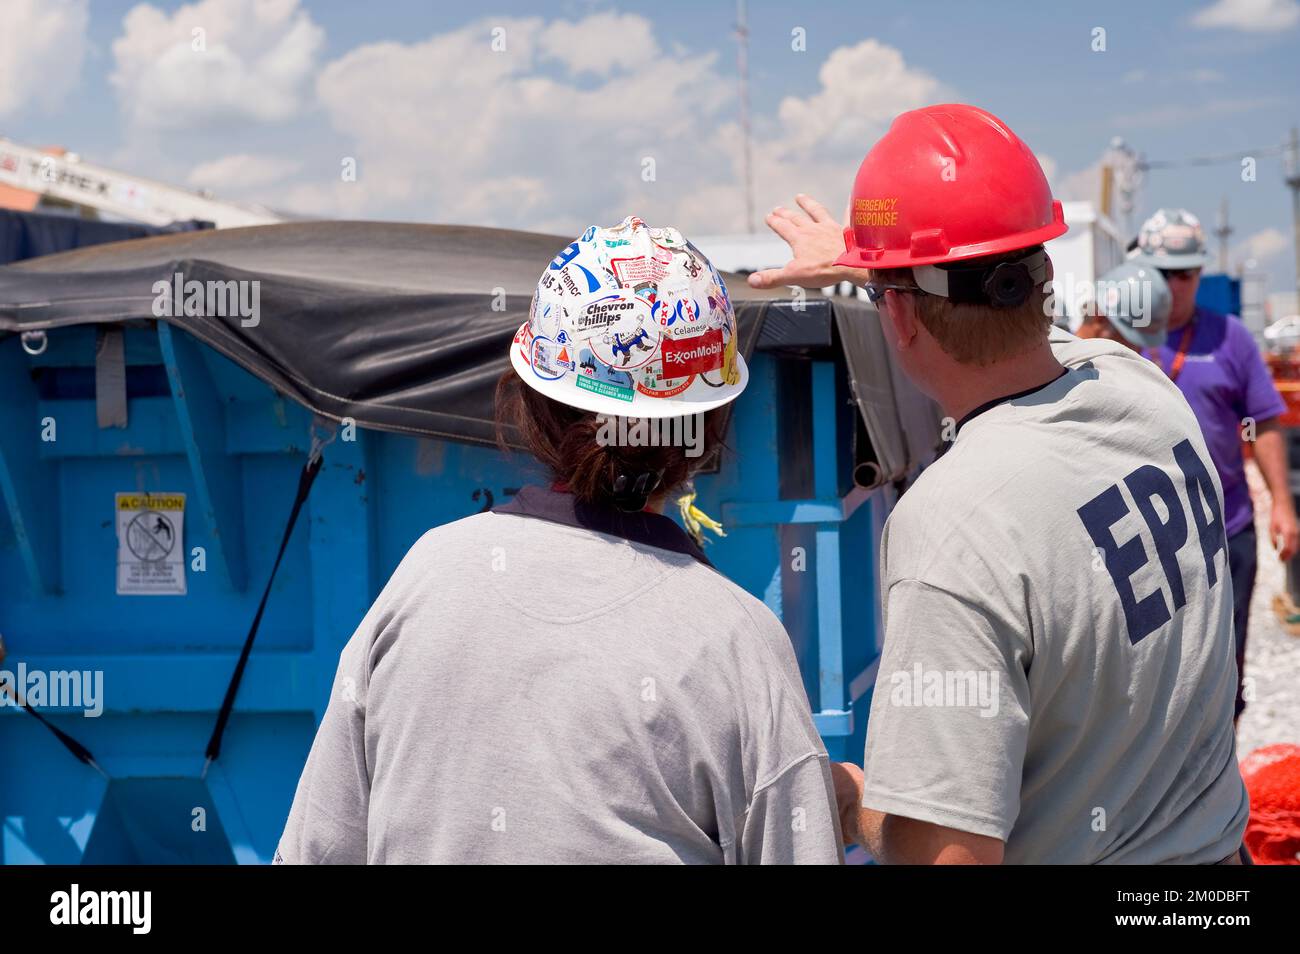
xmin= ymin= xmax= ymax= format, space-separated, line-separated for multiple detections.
xmin=116 ymin=493 xmax=186 ymax=596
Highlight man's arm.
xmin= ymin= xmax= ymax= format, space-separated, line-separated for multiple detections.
xmin=833 ymin=762 xmax=1005 ymax=864
xmin=861 ymin=807 xmax=1006 ymax=865
xmin=747 ymin=195 xmax=869 ymax=290
xmin=739 ymin=754 xmax=844 ymax=864
xmin=1252 ymin=418 xmax=1298 ymax=560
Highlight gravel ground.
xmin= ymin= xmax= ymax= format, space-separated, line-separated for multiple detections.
xmin=1236 ymin=460 xmax=1300 ymax=759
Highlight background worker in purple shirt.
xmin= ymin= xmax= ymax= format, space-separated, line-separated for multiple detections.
xmin=1134 ymin=208 xmax=1298 ymax=722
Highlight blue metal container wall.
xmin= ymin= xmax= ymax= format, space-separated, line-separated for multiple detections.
xmin=1196 ymin=274 xmax=1242 ymax=316
xmin=0 ymin=324 xmax=887 ymax=863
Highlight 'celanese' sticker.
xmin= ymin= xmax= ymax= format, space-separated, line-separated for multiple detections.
xmin=660 ymin=328 xmax=724 ymax=376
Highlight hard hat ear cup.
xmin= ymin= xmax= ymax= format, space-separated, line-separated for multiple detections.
xmin=610 ymin=468 xmax=664 ymax=512
xmin=983 ymin=261 xmax=1034 ymax=309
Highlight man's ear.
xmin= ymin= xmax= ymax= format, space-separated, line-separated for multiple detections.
xmin=883 ymin=290 xmax=919 ymax=348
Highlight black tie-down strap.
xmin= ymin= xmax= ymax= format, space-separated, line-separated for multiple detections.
xmin=203 ymin=453 xmax=323 ymax=776
xmin=4 ymin=451 xmax=324 ymax=780
xmin=0 ymin=647 xmax=108 ymax=778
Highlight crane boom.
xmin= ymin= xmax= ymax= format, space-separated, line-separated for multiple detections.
xmin=0 ymin=137 xmax=282 ymax=229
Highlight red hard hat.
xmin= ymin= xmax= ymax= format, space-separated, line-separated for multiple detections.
xmin=834 ymin=104 xmax=1067 ymax=271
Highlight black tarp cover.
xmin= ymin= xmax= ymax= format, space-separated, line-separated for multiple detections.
xmin=0 ymin=221 xmax=938 ymax=478
xmin=0 ymin=208 xmax=211 ymax=266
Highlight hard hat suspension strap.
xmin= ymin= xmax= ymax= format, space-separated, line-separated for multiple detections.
xmin=912 ymin=248 xmax=1048 ymax=309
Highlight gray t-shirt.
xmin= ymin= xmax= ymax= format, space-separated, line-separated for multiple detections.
xmin=861 ymin=329 xmax=1249 ymax=864
xmin=276 ymin=500 xmax=842 ymax=864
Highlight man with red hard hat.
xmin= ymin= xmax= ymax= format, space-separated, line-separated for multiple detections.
xmin=752 ymin=104 xmax=1249 ymax=864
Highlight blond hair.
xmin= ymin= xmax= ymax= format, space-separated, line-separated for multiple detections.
xmin=871 ymin=247 xmax=1052 ymax=366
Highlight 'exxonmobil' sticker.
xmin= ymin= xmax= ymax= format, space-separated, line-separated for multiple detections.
xmin=661 ymin=328 xmax=724 ymax=376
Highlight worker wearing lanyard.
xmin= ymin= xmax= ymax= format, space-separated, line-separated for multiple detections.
xmin=1135 ymin=208 xmax=1296 ymax=723
xmin=748 ymin=105 xmax=1249 ymax=865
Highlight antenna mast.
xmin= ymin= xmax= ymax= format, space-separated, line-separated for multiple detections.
xmin=736 ymin=0 xmax=755 ymax=233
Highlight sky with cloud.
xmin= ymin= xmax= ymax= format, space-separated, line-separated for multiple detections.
xmin=2 ymin=0 xmax=1298 ymax=298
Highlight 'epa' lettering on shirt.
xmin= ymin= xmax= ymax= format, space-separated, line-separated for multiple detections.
xmin=1076 ymin=439 xmax=1227 ymax=645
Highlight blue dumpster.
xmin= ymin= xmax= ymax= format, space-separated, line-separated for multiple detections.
xmin=1195 ymin=273 xmax=1241 ymax=317
xmin=0 ymin=222 xmax=938 ymax=864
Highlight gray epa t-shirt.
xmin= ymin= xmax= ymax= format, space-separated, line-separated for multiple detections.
xmin=862 ymin=328 xmax=1249 ymax=864
xmin=277 ymin=508 xmax=842 ymax=864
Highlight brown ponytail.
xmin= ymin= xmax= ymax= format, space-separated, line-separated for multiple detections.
xmin=494 ymin=370 xmax=725 ymax=508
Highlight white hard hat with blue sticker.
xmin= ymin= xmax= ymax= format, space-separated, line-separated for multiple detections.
xmin=511 ymin=216 xmax=749 ymax=418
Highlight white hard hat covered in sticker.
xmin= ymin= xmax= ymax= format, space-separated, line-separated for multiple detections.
xmin=510 ymin=216 xmax=748 ymax=419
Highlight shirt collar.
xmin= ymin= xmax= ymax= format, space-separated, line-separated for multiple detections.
xmin=952 ymin=367 xmax=1069 ymax=437
xmin=493 ymin=484 xmax=714 ymax=568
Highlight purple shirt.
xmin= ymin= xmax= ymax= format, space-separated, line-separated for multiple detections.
xmin=1151 ymin=307 xmax=1286 ymax=537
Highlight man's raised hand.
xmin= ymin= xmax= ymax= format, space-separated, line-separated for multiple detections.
xmin=747 ymin=194 xmax=864 ymax=290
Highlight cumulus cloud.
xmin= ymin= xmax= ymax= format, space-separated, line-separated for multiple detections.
xmin=0 ymin=0 xmax=89 ymax=118
xmin=536 ymin=11 xmax=660 ymax=76
xmin=188 ymin=153 xmax=302 ymax=190
xmin=1036 ymin=154 xmax=1059 ymax=186
xmin=1191 ymin=0 xmax=1300 ymax=31
xmin=1234 ymin=227 xmax=1290 ymax=265
xmin=1055 ymin=160 xmax=1105 ymax=206
xmin=304 ymin=19 xmax=944 ymax=235
xmin=111 ymin=0 xmax=324 ymax=131
xmin=775 ymin=39 xmax=945 ymax=161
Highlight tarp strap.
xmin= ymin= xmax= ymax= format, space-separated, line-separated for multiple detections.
xmin=7 ymin=689 xmax=110 ymax=779
xmin=202 ymin=450 xmax=324 ymax=779
xmin=0 ymin=634 xmax=109 ymax=777
xmin=5 ymin=447 xmax=325 ymax=781
xmin=95 ymin=326 xmax=128 ymax=429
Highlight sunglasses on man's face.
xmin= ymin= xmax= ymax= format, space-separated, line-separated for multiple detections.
xmin=863 ymin=283 xmax=926 ymax=304
xmin=1158 ymin=268 xmax=1200 ymax=282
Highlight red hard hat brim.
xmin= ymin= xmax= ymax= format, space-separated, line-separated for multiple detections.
xmin=834 ymin=202 xmax=1069 ymax=272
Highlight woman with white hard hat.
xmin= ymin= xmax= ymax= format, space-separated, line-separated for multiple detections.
xmin=276 ymin=216 xmax=843 ymax=864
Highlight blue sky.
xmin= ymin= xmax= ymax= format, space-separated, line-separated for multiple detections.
xmin=2 ymin=0 xmax=1298 ymax=300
